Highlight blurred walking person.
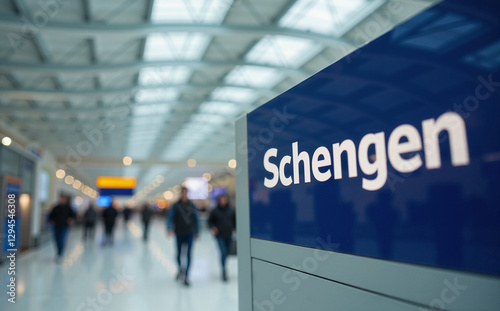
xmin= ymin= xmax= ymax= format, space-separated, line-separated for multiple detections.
xmin=83 ymin=204 xmax=97 ymax=241
xmin=102 ymin=201 xmax=118 ymax=246
xmin=49 ymin=194 xmax=75 ymax=262
xmin=141 ymin=203 xmax=153 ymax=241
xmin=167 ymin=187 xmax=199 ymax=286
xmin=208 ymin=194 xmax=236 ymax=281
xmin=123 ymin=206 xmax=132 ymax=223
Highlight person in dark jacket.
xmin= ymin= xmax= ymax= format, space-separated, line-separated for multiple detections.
xmin=208 ymin=194 xmax=236 ymax=281
xmin=123 ymin=206 xmax=132 ymax=223
xmin=141 ymin=203 xmax=153 ymax=241
xmin=83 ymin=204 xmax=97 ymax=241
xmin=49 ymin=195 xmax=75 ymax=262
xmin=102 ymin=201 xmax=118 ymax=246
xmin=167 ymin=187 xmax=199 ymax=286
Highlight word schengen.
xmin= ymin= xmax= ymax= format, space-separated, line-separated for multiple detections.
xmin=263 ymin=112 xmax=470 ymax=191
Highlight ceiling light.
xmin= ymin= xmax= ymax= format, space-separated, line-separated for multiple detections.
xmin=65 ymin=175 xmax=74 ymax=185
xmin=123 ymin=156 xmax=133 ymax=166
xmin=163 ymin=191 xmax=173 ymax=200
xmin=56 ymin=169 xmax=66 ymax=179
xmin=187 ymin=158 xmax=196 ymax=167
xmin=73 ymin=180 xmax=82 ymax=189
xmin=2 ymin=137 xmax=12 ymax=146
xmin=202 ymin=173 xmax=211 ymax=181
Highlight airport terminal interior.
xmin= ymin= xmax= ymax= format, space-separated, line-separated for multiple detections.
xmin=0 ymin=0 xmax=499 ymax=310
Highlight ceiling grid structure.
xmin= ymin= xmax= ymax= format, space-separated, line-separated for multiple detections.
xmin=0 ymin=0 xmax=439 ymax=200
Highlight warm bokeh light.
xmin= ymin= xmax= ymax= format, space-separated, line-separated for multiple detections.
xmin=73 ymin=180 xmax=82 ymax=189
xmin=123 ymin=156 xmax=133 ymax=166
xmin=19 ymin=194 xmax=30 ymax=211
xmin=2 ymin=136 xmax=12 ymax=146
xmin=173 ymin=185 xmax=181 ymax=193
xmin=56 ymin=169 xmax=66 ymax=179
xmin=202 ymin=173 xmax=211 ymax=181
xmin=83 ymin=186 xmax=91 ymax=195
xmin=208 ymin=184 xmax=213 ymax=192
xmin=163 ymin=191 xmax=173 ymax=200
xmin=187 ymin=158 xmax=196 ymax=167
xmin=157 ymin=200 xmax=167 ymax=209
xmin=65 ymin=175 xmax=74 ymax=184
xmin=228 ymin=159 xmax=237 ymax=168
xmin=156 ymin=175 xmax=164 ymax=183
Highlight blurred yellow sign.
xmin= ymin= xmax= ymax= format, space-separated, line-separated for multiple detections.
xmin=96 ymin=177 xmax=136 ymax=189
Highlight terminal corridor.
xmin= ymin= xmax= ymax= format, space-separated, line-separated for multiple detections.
xmin=1 ymin=217 xmax=238 ymax=311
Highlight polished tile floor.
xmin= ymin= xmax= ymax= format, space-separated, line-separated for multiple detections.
xmin=1 ymin=216 xmax=238 ymax=311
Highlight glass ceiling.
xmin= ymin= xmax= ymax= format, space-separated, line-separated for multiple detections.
xmin=279 ymin=0 xmax=372 ymax=35
xmin=151 ymin=0 xmax=233 ymax=24
xmin=119 ymin=0 xmax=428 ymax=189
xmin=246 ymin=35 xmax=322 ymax=68
xmin=225 ymin=65 xmax=284 ymax=88
xmin=139 ymin=66 xmax=191 ymax=85
xmin=144 ymin=33 xmax=211 ymax=61
xmin=211 ymin=86 xmax=258 ymax=104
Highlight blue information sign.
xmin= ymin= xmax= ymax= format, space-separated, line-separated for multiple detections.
xmin=247 ymin=0 xmax=500 ymax=276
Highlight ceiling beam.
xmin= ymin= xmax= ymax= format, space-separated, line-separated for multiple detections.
xmin=0 ymin=99 xmax=244 ymax=113
xmin=0 ymin=82 xmax=279 ymax=100
xmin=0 ymin=17 xmax=356 ymax=48
xmin=53 ymin=156 xmax=231 ymax=168
xmin=0 ymin=59 xmax=311 ymax=76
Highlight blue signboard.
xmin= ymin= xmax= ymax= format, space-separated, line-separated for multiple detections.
xmin=98 ymin=188 xmax=133 ymax=196
xmin=247 ymin=0 xmax=500 ymax=276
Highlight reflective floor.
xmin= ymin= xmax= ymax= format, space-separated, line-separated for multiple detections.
xmin=1 ymin=216 xmax=238 ymax=311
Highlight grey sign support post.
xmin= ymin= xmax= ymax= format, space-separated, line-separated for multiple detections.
xmin=236 ymin=116 xmax=252 ymax=311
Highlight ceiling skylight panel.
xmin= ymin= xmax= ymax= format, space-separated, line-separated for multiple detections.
xmin=225 ymin=66 xmax=284 ymax=88
xmin=152 ymin=0 xmax=233 ymax=23
xmin=144 ymin=33 xmax=210 ymax=61
xmin=126 ymin=115 xmax=165 ymax=159
xmin=133 ymin=104 xmax=171 ymax=116
xmin=199 ymin=101 xmax=240 ymax=116
xmin=211 ymin=87 xmax=258 ymax=104
xmin=139 ymin=67 xmax=191 ymax=86
xmin=130 ymin=115 xmax=165 ymax=127
xmin=135 ymin=88 xmax=179 ymax=103
xmin=246 ymin=35 xmax=322 ymax=68
xmin=161 ymin=135 xmax=204 ymax=161
xmin=191 ymin=114 xmax=226 ymax=125
xmin=279 ymin=0 xmax=370 ymax=35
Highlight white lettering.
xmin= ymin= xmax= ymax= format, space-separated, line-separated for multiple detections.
xmin=388 ymin=124 xmax=423 ymax=173
xmin=261 ymin=112 xmax=470 ymax=191
xmin=311 ymin=147 xmax=331 ymax=182
xmin=263 ymin=148 xmax=279 ymax=188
